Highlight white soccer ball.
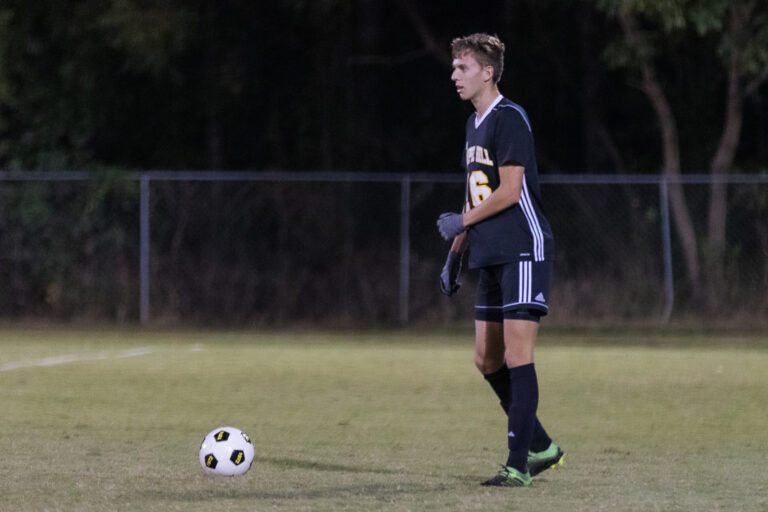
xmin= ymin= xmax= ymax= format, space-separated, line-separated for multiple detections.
xmin=199 ymin=426 xmax=255 ymax=475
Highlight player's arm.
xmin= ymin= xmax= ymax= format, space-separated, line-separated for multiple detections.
xmin=437 ymin=164 xmax=524 ymax=240
xmin=450 ymin=231 xmax=468 ymax=253
xmin=462 ymin=164 xmax=524 ymax=227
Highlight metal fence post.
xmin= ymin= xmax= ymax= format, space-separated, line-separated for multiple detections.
xmin=399 ymin=175 xmax=411 ymax=325
xmin=139 ymin=174 xmax=150 ymax=325
xmin=659 ymin=177 xmax=674 ymax=322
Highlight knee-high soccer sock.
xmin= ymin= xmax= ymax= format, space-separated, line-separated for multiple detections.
xmin=505 ymin=363 xmax=539 ymax=473
xmin=484 ymin=365 xmax=551 ymax=452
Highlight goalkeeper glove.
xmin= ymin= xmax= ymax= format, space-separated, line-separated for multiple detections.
xmin=439 ymin=250 xmax=462 ymax=296
xmin=437 ymin=212 xmax=466 ymax=240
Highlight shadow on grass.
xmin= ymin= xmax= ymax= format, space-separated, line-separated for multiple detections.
xmin=254 ymin=455 xmax=402 ymax=475
xmin=141 ymin=481 xmax=439 ymax=503
xmin=138 ymin=457 xmax=450 ymax=503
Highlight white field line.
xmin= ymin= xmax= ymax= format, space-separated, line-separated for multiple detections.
xmin=0 ymin=347 xmax=156 ymax=372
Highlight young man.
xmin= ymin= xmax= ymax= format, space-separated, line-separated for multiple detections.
xmin=437 ymin=33 xmax=564 ymax=487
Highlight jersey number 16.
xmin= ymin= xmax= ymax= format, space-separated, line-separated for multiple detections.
xmin=468 ymin=170 xmax=492 ymax=207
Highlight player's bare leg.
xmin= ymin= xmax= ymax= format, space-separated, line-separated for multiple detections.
xmin=474 ymin=320 xmax=505 ymax=374
xmin=503 ymin=318 xmax=537 ymax=368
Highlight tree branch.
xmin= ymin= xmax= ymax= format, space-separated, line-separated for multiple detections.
xmin=395 ymin=0 xmax=451 ymax=66
xmin=745 ymin=65 xmax=768 ymax=96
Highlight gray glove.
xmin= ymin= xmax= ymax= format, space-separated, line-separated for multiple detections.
xmin=437 ymin=212 xmax=466 ymax=240
xmin=440 ymin=251 xmax=462 ymax=296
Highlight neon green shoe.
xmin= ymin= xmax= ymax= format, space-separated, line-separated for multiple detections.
xmin=528 ymin=442 xmax=564 ymax=476
xmin=481 ymin=465 xmax=532 ymax=487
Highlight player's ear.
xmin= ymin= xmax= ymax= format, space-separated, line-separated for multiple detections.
xmin=483 ymin=65 xmax=494 ymax=83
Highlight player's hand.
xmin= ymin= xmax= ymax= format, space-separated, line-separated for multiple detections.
xmin=439 ymin=251 xmax=462 ymax=296
xmin=437 ymin=212 xmax=466 ymax=240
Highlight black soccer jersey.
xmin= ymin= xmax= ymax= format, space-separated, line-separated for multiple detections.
xmin=461 ymin=95 xmax=555 ymax=268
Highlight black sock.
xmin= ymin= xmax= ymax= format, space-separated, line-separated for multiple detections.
xmin=484 ymin=365 xmax=551 ymax=453
xmin=483 ymin=365 xmax=511 ymax=413
xmin=505 ymin=363 xmax=539 ymax=472
xmin=529 ymin=421 xmax=552 ymax=453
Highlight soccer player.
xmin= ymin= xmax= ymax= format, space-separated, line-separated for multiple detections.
xmin=436 ymin=33 xmax=564 ymax=487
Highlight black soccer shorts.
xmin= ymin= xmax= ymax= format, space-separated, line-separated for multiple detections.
xmin=474 ymin=260 xmax=552 ymax=323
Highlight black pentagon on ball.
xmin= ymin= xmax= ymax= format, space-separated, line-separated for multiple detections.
xmin=214 ymin=430 xmax=230 ymax=442
xmin=230 ymin=450 xmax=245 ymax=465
xmin=204 ymin=454 xmax=218 ymax=469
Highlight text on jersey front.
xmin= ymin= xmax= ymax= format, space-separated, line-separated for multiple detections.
xmin=466 ymin=145 xmax=494 ymax=167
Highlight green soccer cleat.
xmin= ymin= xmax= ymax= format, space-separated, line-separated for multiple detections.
xmin=481 ymin=465 xmax=532 ymax=487
xmin=527 ymin=442 xmax=565 ymax=476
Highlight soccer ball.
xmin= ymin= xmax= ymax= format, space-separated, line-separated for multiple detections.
xmin=199 ymin=426 xmax=255 ymax=476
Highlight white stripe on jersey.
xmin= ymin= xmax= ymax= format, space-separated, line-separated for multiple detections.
xmin=519 ymin=179 xmax=546 ymax=261
xmin=496 ymin=103 xmax=532 ymax=133
xmin=497 ymin=99 xmax=543 ymax=260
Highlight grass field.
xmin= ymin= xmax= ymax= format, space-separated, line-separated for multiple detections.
xmin=1 ymin=327 xmax=766 ymax=511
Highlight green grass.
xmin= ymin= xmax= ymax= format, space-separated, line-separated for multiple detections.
xmin=1 ymin=327 xmax=766 ymax=511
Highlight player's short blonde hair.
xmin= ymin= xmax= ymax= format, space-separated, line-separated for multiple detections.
xmin=450 ymin=33 xmax=505 ymax=84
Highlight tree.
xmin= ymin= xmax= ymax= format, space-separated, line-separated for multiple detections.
xmin=595 ymin=0 xmax=768 ymax=305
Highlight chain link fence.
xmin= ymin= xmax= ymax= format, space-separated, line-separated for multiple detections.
xmin=1 ymin=171 xmax=766 ymax=327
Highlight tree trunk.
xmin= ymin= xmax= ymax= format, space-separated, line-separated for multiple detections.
xmin=704 ymin=1 xmax=768 ymax=306
xmin=706 ymin=51 xmax=744 ymax=301
xmin=642 ymin=67 xmax=701 ymax=298
xmin=620 ymin=13 xmax=701 ymax=299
